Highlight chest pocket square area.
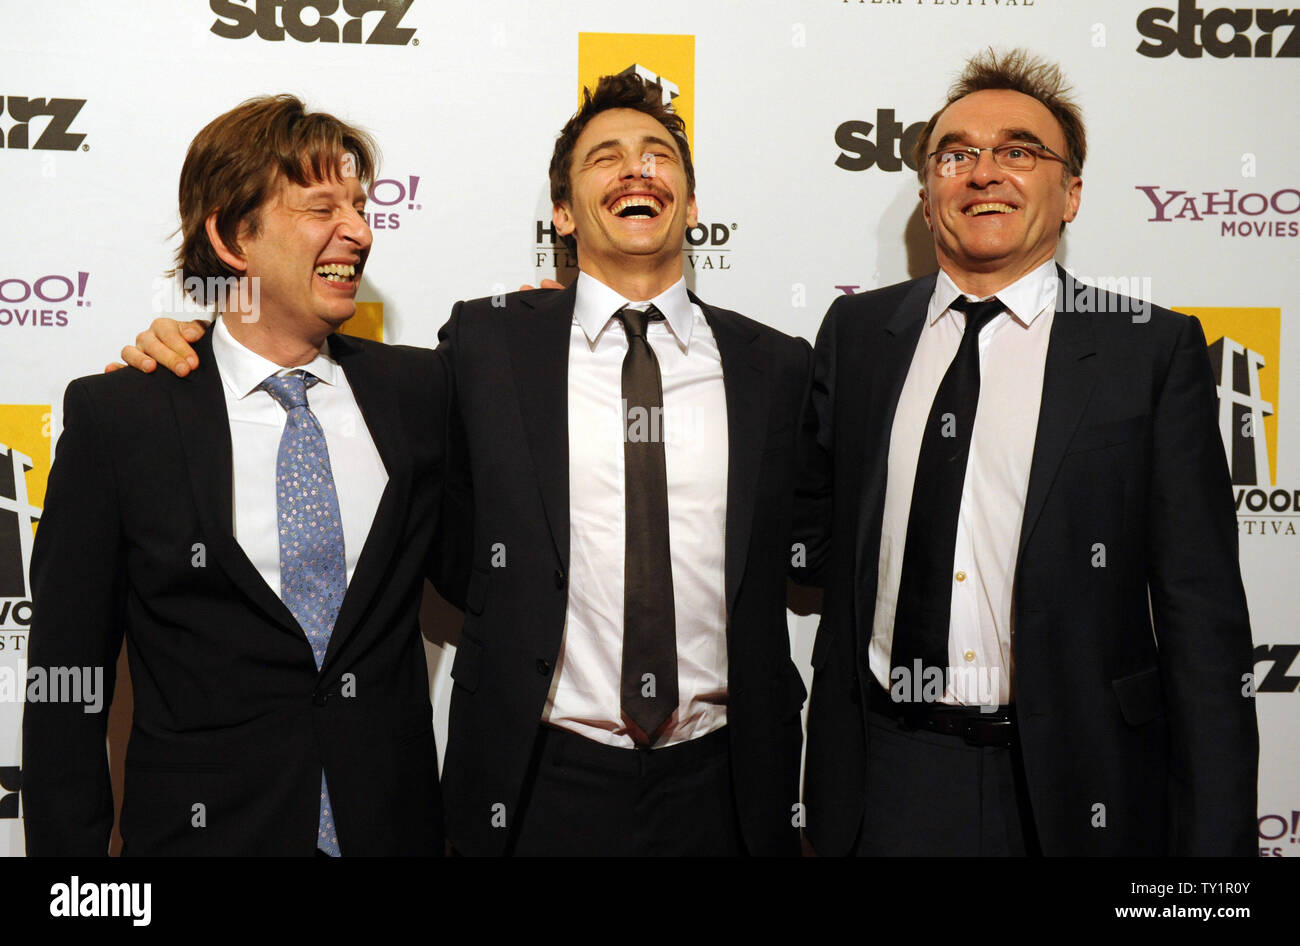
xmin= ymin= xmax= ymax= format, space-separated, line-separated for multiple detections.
xmin=1065 ymin=415 xmax=1146 ymax=455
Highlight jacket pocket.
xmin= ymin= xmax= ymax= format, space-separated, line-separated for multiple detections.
xmin=1066 ymin=415 xmax=1145 ymax=455
xmin=1111 ymin=666 xmax=1165 ymax=726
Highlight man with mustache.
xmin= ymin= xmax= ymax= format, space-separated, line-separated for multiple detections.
xmin=433 ymin=72 xmax=808 ymax=856
xmin=796 ymin=49 xmax=1257 ymax=856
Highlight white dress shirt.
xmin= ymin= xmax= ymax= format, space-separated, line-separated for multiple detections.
xmin=544 ymin=272 xmax=730 ymax=748
xmin=211 ymin=318 xmax=388 ymax=600
xmin=870 ymin=260 xmax=1059 ymax=705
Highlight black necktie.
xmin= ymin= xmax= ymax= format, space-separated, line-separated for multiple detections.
xmin=890 ymin=296 xmax=1004 ymax=702
xmin=616 ymin=304 xmax=679 ymax=745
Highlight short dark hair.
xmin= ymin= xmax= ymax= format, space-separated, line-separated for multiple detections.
xmin=548 ymin=72 xmax=695 ymax=253
xmin=912 ymin=48 xmax=1086 ymax=182
xmin=172 ymin=94 xmax=377 ymax=302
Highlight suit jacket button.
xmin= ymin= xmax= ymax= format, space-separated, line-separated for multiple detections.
xmin=536 ymin=659 xmax=553 ymax=676
xmin=312 ymin=691 xmax=328 ymax=706
xmin=554 ymin=569 xmax=566 ymax=590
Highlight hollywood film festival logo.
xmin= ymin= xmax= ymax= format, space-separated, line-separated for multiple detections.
xmin=209 ymin=0 xmax=417 ymax=44
xmin=1211 ymin=310 xmax=1300 ymax=708
xmin=538 ymin=40 xmax=737 ymax=275
xmin=0 ymin=412 xmax=107 ymax=739
xmin=1184 ymin=307 xmax=1298 ymax=536
xmin=0 ymin=408 xmax=46 ymax=640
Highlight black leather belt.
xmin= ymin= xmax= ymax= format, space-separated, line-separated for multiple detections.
xmin=868 ymin=682 xmax=1015 ymax=749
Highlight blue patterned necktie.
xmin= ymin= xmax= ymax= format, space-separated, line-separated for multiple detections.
xmin=260 ymin=370 xmax=346 ymax=857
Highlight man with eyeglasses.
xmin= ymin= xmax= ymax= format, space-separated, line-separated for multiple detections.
xmin=794 ymin=49 xmax=1257 ymax=856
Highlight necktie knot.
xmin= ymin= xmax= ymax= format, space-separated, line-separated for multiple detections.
xmin=616 ymin=304 xmax=664 ymax=340
xmin=948 ymin=295 xmax=1005 ymax=336
xmin=260 ymin=370 xmax=319 ymax=412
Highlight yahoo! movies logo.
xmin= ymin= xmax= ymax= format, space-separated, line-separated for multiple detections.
xmin=1137 ymin=2 xmax=1300 ymax=57
xmin=0 ymin=272 xmax=90 ymax=328
xmin=365 ymin=173 xmax=422 ymax=232
xmin=0 ymin=97 xmax=86 ymax=151
xmin=210 ymin=0 xmax=417 ymax=45
xmin=1135 ymin=184 xmax=1300 ymax=238
xmin=834 ymin=109 xmax=927 ymax=173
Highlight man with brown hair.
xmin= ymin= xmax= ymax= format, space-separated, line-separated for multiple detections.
xmin=796 ymin=49 xmax=1257 ymax=856
xmin=23 ymin=95 xmax=449 ymax=855
xmin=432 ymin=71 xmax=809 ymax=855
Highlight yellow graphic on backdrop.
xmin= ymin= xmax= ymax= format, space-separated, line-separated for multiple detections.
xmin=341 ymin=301 xmax=384 ymax=342
xmin=1178 ymin=307 xmax=1280 ymax=485
xmin=578 ymin=33 xmax=695 ymax=151
xmin=0 ymin=405 xmax=50 ymax=609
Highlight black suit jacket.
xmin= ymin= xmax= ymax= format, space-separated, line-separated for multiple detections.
xmin=796 ymin=267 xmax=1258 ymax=856
xmin=435 ymin=284 xmax=810 ymax=856
xmin=23 ymin=332 xmax=447 ymax=856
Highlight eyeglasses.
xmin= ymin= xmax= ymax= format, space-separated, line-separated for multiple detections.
xmin=927 ymin=142 xmax=1072 ymax=177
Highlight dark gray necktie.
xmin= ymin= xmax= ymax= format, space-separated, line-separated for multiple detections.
xmin=616 ymin=304 xmax=679 ymax=745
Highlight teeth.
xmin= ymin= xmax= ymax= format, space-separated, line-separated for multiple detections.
xmin=964 ymin=202 xmax=1017 ymax=216
xmin=315 ymin=263 xmax=356 ymax=281
xmin=611 ymin=195 xmax=663 ymax=218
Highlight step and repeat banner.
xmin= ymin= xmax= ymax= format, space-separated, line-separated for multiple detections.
xmin=2 ymin=0 xmax=1295 ymax=856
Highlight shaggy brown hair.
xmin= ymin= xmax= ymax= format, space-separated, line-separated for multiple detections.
xmin=172 ymin=95 xmax=377 ymax=302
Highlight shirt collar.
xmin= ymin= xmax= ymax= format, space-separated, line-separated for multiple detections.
xmin=931 ymin=259 xmax=1059 ymax=328
xmin=573 ymin=271 xmax=695 ymax=348
xmin=211 ymin=316 xmax=338 ymax=401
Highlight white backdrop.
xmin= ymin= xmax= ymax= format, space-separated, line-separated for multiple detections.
xmin=2 ymin=0 xmax=1295 ymax=856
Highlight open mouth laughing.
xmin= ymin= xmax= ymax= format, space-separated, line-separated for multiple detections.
xmin=314 ymin=262 xmax=361 ymax=285
xmin=608 ymin=193 xmax=665 ymax=220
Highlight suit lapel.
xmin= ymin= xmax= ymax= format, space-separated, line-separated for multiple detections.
xmin=697 ymin=295 xmax=767 ymax=619
xmin=322 ymin=333 xmax=415 ymax=668
xmin=170 ymin=333 xmax=300 ymax=636
xmin=852 ymin=276 xmax=934 ymax=629
xmin=508 ymin=285 xmax=575 ymax=573
xmin=1018 ymin=266 xmax=1098 ymax=560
